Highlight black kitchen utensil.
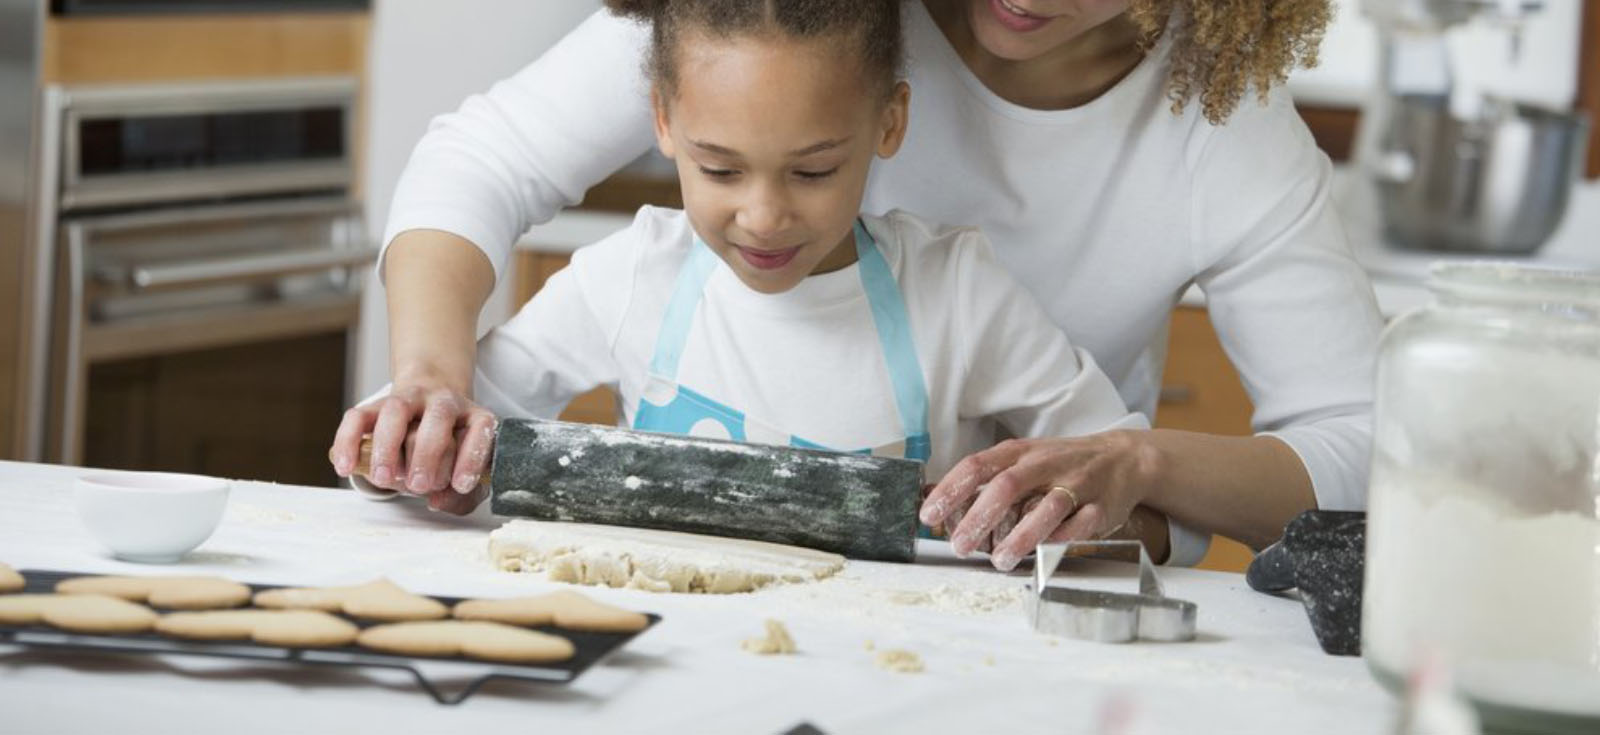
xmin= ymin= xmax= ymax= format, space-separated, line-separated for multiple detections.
xmin=1245 ymin=510 xmax=1366 ymax=656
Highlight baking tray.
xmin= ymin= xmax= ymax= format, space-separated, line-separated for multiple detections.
xmin=0 ymin=569 xmax=660 ymax=704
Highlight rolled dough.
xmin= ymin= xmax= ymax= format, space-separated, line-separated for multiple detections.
xmin=489 ymin=520 xmax=845 ymax=594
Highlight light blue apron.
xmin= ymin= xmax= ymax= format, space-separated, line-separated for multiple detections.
xmin=632 ymin=219 xmax=932 ymax=463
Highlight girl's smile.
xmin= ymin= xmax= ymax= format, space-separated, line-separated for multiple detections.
xmin=732 ymin=244 xmax=803 ymax=271
xmin=651 ymin=33 xmax=909 ymax=295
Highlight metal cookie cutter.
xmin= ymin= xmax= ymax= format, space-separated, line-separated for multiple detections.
xmin=1026 ymin=540 xmax=1198 ymax=643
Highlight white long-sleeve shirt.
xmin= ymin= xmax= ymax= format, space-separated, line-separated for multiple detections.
xmin=383 ymin=5 xmax=1385 ymax=560
xmin=476 ymin=207 xmax=1146 ymax=482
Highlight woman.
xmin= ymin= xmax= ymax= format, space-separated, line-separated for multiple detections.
xmin=331 ymin=0 xmax=1382 ymax=569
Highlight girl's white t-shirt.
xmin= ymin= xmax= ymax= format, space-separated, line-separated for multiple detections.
xmin=382 ymin=5 xmax=1385 ymax=558
xmin=474 ymin=207 xmax=1146 ymax=485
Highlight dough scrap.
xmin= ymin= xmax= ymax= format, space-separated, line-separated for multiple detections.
xmin=0 ymin=593 xmax=157 ymax=633
xmin=253 ymin=578 xmax=448 ymax=622
xmin=0 ymin=563 xmax=23 ymax=594
xmin=489 ymin=520 xmax=845 ymax=594
xmin=453 ymin=590 xmax=649 ymax=633
xmin=55 ymin=575 xmax=251 ymax=611
xmin=156 ymin=609 xmax=359 ymax=648
xmin=875 ymin=649 xmax=924 ymax=674
xmin=357 ymin=620 xmax=576 ymax=664
xmin=741 ymin=619 xmax=797 ymax=655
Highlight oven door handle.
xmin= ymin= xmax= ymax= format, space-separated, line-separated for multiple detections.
xmin=101 ymin=248 xmax=377 ymax=291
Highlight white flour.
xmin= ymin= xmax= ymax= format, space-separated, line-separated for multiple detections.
xmin=1364 ymin=470 xmax=1600 ymax=717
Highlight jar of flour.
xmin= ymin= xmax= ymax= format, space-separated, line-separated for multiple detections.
xmin=1363 ymin=262 xmax=1600 ymax=733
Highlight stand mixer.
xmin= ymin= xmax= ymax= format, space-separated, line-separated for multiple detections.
xmin=1360 ymin=0 xmax=1590 ymax=253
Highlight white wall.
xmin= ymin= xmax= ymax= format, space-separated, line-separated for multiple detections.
xmin=357 ymin=0 xmax=602 ymax=397
xmin=1288 ymin=0 xmax=1583 ymax=109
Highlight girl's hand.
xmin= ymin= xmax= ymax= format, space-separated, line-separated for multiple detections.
xmin=920 ymin=431 xmax=1164 ymax=571
xmin=328 ymin=379 xmax=497 ymax=501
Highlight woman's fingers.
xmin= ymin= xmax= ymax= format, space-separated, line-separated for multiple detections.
xmin=921 ymin=441 xmax=1027 ymax=529
xmin=370 ymin=396 xmax=418 ymax=491
xmin=329 ymin=405 xmax=377 ymax=477
xmin=948 ymin=448 xmax=1059 ymax=556
xmin=451 ymin=410 xmax=497 ymax=493
xmin=991 ymin=487 xmax=1084 ymax=571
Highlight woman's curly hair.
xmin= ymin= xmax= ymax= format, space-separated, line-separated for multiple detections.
xmin=1129 ymin=0 xmax=1332 ymax=124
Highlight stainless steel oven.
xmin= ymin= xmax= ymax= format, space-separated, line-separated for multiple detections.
xmin=22 ymin=76 xmax=372 ymax=483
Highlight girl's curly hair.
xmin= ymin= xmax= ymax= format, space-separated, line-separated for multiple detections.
xmin=1129 ymin=0 xmax=1333 ymax=124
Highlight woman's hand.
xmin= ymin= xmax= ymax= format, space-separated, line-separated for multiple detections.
xmin=920 ymin=430 xmax=1165 ymax=571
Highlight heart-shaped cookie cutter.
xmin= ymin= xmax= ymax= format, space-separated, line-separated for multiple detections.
xmin=1026 ymin=540 xmax=1198 ymax=643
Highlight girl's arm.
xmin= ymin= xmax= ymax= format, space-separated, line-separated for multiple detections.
xmin=330 ymin=231 xmax=497 ymax=501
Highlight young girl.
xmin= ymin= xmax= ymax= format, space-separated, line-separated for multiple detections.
xmin=341 ymin=0 xmax=1165 ymax=554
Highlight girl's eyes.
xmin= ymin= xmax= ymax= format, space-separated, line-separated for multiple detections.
xmin=696 ymin=166 xmax=840 ymax=181
xmin=793 ymin=167 xmax=839 ymax=181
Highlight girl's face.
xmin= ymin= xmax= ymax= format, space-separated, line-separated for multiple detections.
xmin=653 ymin=34 xmax=909 ymax=295
xmin=963 ymin=0 xmax=1132 ymax=61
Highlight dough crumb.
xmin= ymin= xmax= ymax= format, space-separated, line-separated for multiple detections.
xmin=741 ymin=619 xmax=797 ymax=655
xmin=863 ymin=639 xmax=875 ymax=651
xmin=875 ymin=649 xmax=924 ymax=674
xmin=983 ymin=655 xmax=996 ymax=666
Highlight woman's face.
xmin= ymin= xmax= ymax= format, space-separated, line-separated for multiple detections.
xmin=653 ymin=34 xmax=908 ymax=295
xmin=963 ymin=0 xmax=1133 ymax=61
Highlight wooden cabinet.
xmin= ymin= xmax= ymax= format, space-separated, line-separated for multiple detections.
xmin=1157 ymin=307 xmax=1258 ymax=573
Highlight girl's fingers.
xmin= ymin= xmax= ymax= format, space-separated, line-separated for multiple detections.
xmin=406 ymin=397 xmax=461 ymax=493
xmin=429 ymin=481 xmax=488 ymax=516
xmin=329 ymin=406 xmax=377 ymax=477
xmin=452 ymin=411 xmax=497 ymax=493
xmin=991 ymin=487 xmax=1082 ymax=571
xmin=921 ymin=441 xmax=1028 ymax=529
xmin=370 ymin=397 xmax=418 ymax=491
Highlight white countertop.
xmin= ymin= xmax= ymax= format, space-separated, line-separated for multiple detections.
xmin=0 ymin=460 xmax=1394 ymax=734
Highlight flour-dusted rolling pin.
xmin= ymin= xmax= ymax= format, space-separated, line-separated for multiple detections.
xmin=351 ymin=418 xmax=922 ymax=562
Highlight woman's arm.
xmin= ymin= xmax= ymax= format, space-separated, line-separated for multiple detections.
xmin=924 ymin=89 xmax=1380 ymax=568
xmin=331 ymin=10 xmax=657 ymax=497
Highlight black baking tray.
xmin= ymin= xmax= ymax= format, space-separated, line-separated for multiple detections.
xmin=0 ymin=569 xmax=660 ymax=704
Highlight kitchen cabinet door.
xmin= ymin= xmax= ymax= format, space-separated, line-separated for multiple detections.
xmin=1158 ymin=307 xmax=1259 ymax=572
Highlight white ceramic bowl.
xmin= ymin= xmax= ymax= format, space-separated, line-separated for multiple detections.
xmin=74 ymin=471 xmax=230 ymax=563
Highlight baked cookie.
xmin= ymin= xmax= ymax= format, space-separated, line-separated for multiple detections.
xmin=0 ymin=562 xmax=23 ymax=594
xmin=157 ymin=609 xmax=359 ymax=648
xmin=453 ymin=590 xmax=648 ymax=633
xmin=357 ymin=620 xmax=575 ymax=664
xmin=254 ymin=578 xmax=447 ymax=622
xmin=56 ymin=575 xmax=251 ymax=610
xmin=0 ymin=593 xmax=157 ymax=633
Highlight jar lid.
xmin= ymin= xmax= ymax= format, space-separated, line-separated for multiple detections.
xmin=1427 ymin=261 xmax=1600 ymax=310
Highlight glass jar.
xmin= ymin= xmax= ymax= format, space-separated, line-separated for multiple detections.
xmin=1363 ymin=262 xmax=1600 ymax=733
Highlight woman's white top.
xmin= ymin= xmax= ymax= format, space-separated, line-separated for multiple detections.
xmin=382 ymin=5 xmax=1385 ymax=562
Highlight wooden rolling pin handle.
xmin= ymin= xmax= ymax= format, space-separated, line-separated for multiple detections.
xmin=327 ymin=436 xmax=375 ymax=478
xmin=353 ymin=435 xmax=374 ymax=478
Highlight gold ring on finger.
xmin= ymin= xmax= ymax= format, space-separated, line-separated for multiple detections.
xmin=1046 ymin=485 xmax=1081 ymax=515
